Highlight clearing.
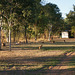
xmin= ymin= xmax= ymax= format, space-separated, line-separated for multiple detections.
xmin=0 ymin=41 xmax=75 ymax=75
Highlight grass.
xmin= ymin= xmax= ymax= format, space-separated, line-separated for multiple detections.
xmin=68 ymin=68 xmax=75 ymax=71
xmin=68 ymin=56 xmax=75 ymax=66
xmin=0 ymin=41 xmax=75 ymax=75
xmin=0 ymin=56 xmax=63 ymax=71
xmin=9 ymin=42 xmax=75 ymax=51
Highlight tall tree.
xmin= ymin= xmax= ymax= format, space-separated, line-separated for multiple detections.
xmin=43 ymin=3 xmax=61 ymax=41
xmin=31 ymin=0 xmax=41 ymax=41
xmin=19 ymin=0 xmax=38 ymax=43
xmin=0 ymin=2 xmax=5 ymax=50
xmin=66 ymin=5 xmax=75 ymax=37
xmin=0 ymin=0 xmax=22 ymax=50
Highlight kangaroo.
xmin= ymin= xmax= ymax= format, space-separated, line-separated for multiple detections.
xmin=39 ymin=45 xmax=42 ymax=49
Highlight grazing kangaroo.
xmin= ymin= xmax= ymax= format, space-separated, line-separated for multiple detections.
xmin=39 ymin=45 xmax=42 ymax=49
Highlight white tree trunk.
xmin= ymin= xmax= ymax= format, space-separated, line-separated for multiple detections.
xmin=0 ymin=27 xmax=1 ymax=50
xmin=49 ymin=30 xmax=51 ymax=41
xmin=9 ymin=25 xmax=11 ymax=51
xmin=9 ymin=5 xmax=12 ymax=51
xmin=48 ymin=25 xmax=52 ymax=41
xmin=0 ymin=16 xmax=2 ymax=50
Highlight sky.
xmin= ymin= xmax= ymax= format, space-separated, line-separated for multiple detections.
xmin=41 ymin=0 xmax=75 ymax=18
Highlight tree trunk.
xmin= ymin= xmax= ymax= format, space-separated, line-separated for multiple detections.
xmin=34 ymin=24 xmax=37 ymax=41
xmin=7 ymin=36 xmax=9 ymax=42
xmin=24 ymin=25 xmax=28 ymax=43
xmin=13 ymin=35 xmax=15 ymax=42
xmin=6 ymin=35 xmax=9 ymax=42
xmin=0 ymin=16 xmax=2 ymax=50
xmin=9 ymin=24 xmax=11 ymax=51
xmin=18 ymin=35 xmax=20 ymax=42
xmin=44 ymin=34 xmax=46 ymax=39
xmin=48 ymin=25 xmax=52 ymax=41
xmin=49 ymin=30 xmax=51 ymax=41
xmin=35 ymin=35 xmax=37 ymax=41
xmin=0 ymin=27 xmax=1 ymax=50
xmin=9 ymin=6 xmax=13 ymax=51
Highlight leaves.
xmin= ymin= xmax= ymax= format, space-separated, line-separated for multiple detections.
xmin=0 ymin=0 xmax=63 ymax=41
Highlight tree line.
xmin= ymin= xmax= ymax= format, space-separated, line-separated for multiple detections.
xmin=0 ymin=0 xmax=75 ymax=50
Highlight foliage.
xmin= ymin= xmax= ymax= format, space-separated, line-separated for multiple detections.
xmin=0 ymin=0 xmax=66 ymax=42
xmin=71 ymin=26 xmax=75 ymax=33
xmin=66 ymin=5 xmax=75 ymax=37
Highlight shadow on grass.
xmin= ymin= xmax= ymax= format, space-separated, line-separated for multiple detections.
xmin=68 ymin=68 xmax=75 ymax=71
xmin=0 ymin=55 xmax=70 ymax=71
xmin=0 ymin=55 xmax=75 ymax=75
xmin=41 ymin=46 xmax=75 ymax=51
xmin=68 ymin=56 xmax=75 ymax=66
xmin=0 ymin=68 xmax=75 ymax=75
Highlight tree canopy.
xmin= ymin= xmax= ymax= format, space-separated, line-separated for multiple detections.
xmin=0 ymin=0 xmax=68 ymax=50
xmin=66 ymin=5 xmax=75 ymax=37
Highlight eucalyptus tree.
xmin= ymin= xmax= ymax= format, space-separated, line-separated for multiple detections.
xmin=0 ymin=0 xmax=22 ymax=50
xmin=18 ymin=0 xmax=42 ymax=42
xmin=43 ymin=3 xmax=61 ymax=41
xmin=66 ymin=5 xmax=75 ymax=37
xmin=31 ymin=0 xmax=42 ymax=41
xmin=36 ymin=7 xmax=49 ymax=38
xmin=0 ymin=4 xmax=3 ymax=50
xmin=0 ymin=1 xmax=6 ymax=49
xmin=18 ymin=0 xmax=36 ymax=43
xmin=21 ymin=7 xmax=31 ymax=43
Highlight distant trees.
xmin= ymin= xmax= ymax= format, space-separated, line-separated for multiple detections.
xmin=66 ymin=5 xmax=75 ymax=37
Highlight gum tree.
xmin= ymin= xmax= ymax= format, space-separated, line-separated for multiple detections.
xmin=43 ymin=3 xmax=61 ymax=41
xmin=66 ymin=5 xmax=75 ymax=37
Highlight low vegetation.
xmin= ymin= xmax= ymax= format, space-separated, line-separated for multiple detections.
xmin=0 ymin=42 xmax=75 ymax=73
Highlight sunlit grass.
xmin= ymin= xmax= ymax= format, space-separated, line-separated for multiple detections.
xmin=0 ymin=42 xmax=75 ymax=73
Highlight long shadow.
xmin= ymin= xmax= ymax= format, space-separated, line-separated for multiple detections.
xmin=0 ymin=68 xmax=75 ymax=75
xmin=0 ymin=55 xmax=74 ymax=69
xmin=0 ymin=55 xmax=75 ymax=75
xmin=68 ymin=56 xmax=75 ymax=66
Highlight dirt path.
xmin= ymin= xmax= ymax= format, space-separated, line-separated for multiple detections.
xmin=46 ymin=52 xmax=75 ymax=75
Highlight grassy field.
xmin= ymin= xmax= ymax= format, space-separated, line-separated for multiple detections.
xmin=0 ymin=41 xmax=75 ymax=75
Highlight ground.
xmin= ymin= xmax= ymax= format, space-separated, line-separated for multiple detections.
xmin=0 ymin=38 xmax=75 ymax=75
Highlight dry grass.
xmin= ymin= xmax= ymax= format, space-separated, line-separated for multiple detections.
xmin=0 ymin=50 xmax=64 ymax=58
xmin=0 ymin=48 xmax=65 ymax=71
xmin=0 ymin=41 xmax=75 ymax=75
